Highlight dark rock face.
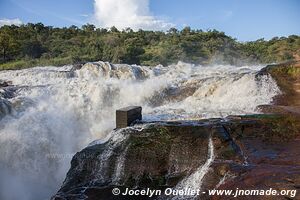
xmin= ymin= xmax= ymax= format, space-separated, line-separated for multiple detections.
xmin=0 ymin=80 xmax=12 ymax=87
xmin=52 ymin=120 xmax=232 ymax=199
xmin=51 ymin=114 xmax=300 ymax=200
xmin=0 ymin=98 xmax=12 ymax=118
xmin=0 ymin=81 xmax=15 ymax=119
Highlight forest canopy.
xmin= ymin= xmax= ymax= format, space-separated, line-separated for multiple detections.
xmin=0 ymin=23 xmax=299 ymax=69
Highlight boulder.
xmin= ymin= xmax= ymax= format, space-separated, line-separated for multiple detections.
xmin=52 ymin=115 xmax=300 ymax=200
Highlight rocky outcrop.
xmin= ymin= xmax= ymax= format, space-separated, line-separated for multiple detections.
xmin=0 ymin=80 xmax=14 ymax=119
xmin=259 ymin=60 xmax=300 ymax=115
xmin=78 ymin=61 xmax=150 ymax=80
xmin=215 ymin=61 xmax=300 ymax=200
xmin=0 ymin=98 xmax=11 ymax=119
xmin=52 ymin=114 xmax=300 ymax=200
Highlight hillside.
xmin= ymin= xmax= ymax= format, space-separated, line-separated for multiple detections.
xmin=0 ymin=23 xmax=299 ymax=70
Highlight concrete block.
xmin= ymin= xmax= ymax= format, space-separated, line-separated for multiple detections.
xmin=116 ymin=106 xmax=142 ymax=128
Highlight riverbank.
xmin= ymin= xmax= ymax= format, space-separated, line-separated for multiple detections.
xmin=259 ymin=60 xmax=300 ymax=116
xmin=0 ymin=57 xmax=82 ymax=71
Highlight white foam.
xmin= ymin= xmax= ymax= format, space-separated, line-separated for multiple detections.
xmin=0 ymin=62 xmax=279 ymax=199
xmin=172 ymin=136 xmax=214 ymax=200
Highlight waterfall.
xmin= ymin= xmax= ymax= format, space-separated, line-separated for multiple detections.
xmin=0 ymin=62 xmax=279 ymax=200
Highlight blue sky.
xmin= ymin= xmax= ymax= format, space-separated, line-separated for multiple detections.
xmin=0 ymin=0 xmax=299 ymax=41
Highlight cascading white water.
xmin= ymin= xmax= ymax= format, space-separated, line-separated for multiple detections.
xmin=171 ymin=136 xmax=214 ymax=200
xmin=0 ymin=61 xmax=279 ymax=200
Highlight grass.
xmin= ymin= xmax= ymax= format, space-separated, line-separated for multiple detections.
xmin=264 ymin=64 xmax=299 ymax=99
xmin=0 ymin=55 xmax=95 ymax=70
xmin=0 ymin=57 xmax=73 ymax=70
xmin=286 ymin=66 xmax=300 ymax=77
xmin=269 ymin=65 xmax=300 ymax=78
xmin=0 ymin=60 xmax=37 ymax=70
xmin=264 ymin=62 xmax=300 ymax=106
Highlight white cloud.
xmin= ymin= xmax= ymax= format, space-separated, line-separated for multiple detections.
xmin=0 ymin=18 xmax=23 ymax=27
xmin=93 ymin=0 xmax=174 ymax=31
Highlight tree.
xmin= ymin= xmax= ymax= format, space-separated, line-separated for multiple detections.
xmin=110 ymin=26 xmax=119 ymax=33
xmin=82 ymin=24 xmax=95 ymax=32
xmin=0 ymin=32 xmax=10 ymax=61
xmin=181 ymin=26 xmax=191 ymax=35
xmin=22 ymin=40 xmax=44 ymax=59
xmin=167 ymin=28 xmax=178 ymax=35
xmin=0 ymin=29 xmax=19 ymax=61
xmin=0 ymin=22 xmax=299 ymax=68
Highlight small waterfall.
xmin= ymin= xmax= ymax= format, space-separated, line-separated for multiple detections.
xmin=112 ymin=146 xmax=129 ymax=184
xmin=61 ymin=129 xmax=130 ymax=200
xmin=87 ymin=124 xmax=149 ymax=186
xmin=215 ymin=172 xmax=235 ymax=189
xmin=91 ymin=129 xmax=129 ymax=184
xmin=172 ymin=136 xmax=215 ymax=200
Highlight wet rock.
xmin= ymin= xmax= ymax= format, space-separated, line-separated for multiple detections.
xmin=52 ymin=121 xmax=244 ymax=200
xmin=53 ymin=115 xmax=300 ymax=199
xmin=0 ymin=80 xmax=12 ymax=87
xmin=0 ymin=82 xmax=16 ymax=119
xmin=0 ymin=87 xmax=16 ymax=99
xmin=71 ymin=63 xmax=83 ymax=71
xmin=79 ymin=61 xmax=150 ymax=80
xmin=52 ymin=114 xmax=300 ymax=200
xmin=0 ymin=98 xmax=12 ymax=119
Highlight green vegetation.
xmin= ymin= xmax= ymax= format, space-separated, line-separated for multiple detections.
xmin=268 ymin=64 xmax=300 ymax=79
xmin=268 ymin=114 xmax=300 ymax=141
xmin=0 ymin=23 xmax=299 ymax=69
xmin=245 ymin=114 xmax=300 ymax=141
xmin=265 ymin=63 xmax=300 ymax=103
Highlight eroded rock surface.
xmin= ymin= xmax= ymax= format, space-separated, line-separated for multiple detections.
xmin=52 ymin=114 xmax=300 ymax=200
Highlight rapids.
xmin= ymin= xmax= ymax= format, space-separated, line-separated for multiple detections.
xmin=0 ymin=61 xmax=279 ymax=200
